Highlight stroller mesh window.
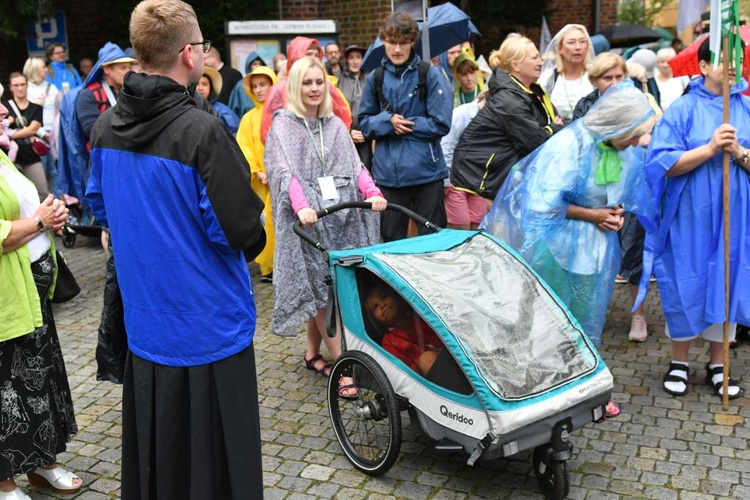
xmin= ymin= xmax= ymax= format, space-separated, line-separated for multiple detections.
xmin=372 ymin=234 xmax=596 ymax=400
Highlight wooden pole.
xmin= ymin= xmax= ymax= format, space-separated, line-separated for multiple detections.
xmin=721 ymin=33 xmax=731 ymax=411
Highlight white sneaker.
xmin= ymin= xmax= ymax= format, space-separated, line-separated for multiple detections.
xmin=628 ymin=315 xmax=648 ymax=342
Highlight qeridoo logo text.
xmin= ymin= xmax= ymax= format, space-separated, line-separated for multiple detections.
xmin=440 ymin=405 xmax=474 ymax=425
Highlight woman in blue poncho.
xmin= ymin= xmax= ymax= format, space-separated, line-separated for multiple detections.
xmin=639 ymin=38 xmax=750 ymax=400
xmin=481 ymin=84 xmax=656 ymax=416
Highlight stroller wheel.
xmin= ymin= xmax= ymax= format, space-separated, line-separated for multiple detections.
xmin=328 ymin=350 xmax=401 ymax=476
xmin=62 ymin=229 xmax=76 ymax=248
xmin=533 ymin=446 xmax=570 ymax=500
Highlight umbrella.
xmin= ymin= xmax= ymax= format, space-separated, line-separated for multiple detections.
xmin=361 ymin=2 xmax=480 ymax=72
xmin=595 ymin=24 xmax=665 ymax=48
xmin=668 ymin=26 xmax=750 ymax=77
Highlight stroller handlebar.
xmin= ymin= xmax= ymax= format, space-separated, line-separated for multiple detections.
xmin=292 ymin=201 xmax=441 ymax=253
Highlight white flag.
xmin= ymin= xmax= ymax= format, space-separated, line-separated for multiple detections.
xmin=540 ymin=16 xmax=552 ymax=54
xmin=677 ymin=0 xmax=710 ymax=33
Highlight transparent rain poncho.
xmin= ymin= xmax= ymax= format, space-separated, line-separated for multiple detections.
xmin=480 ymin=84 xmax=657 ymax=346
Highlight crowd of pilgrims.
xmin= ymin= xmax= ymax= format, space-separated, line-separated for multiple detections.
xmin=1 ymin=10 xmax=750 ymax=497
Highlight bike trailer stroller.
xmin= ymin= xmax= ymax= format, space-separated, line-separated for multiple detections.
xmin=295 ymin=202 xmax=614 ymax=500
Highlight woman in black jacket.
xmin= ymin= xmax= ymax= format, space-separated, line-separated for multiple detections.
xmin=451 ymin=34 xmax=563 ymax=200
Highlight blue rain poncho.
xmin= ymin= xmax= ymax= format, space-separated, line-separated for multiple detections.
xmin=636 ymin=77 xmax=750 ymax=338
xmin=481 ymin=84 xmax=656 ymax=346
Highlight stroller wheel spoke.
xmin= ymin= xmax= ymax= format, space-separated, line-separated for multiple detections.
xmin=328 ymin=351 xmax=401 ymax=475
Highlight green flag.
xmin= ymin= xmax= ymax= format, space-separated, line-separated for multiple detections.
xmin=709 ymin=0 xmax=743 ymax=83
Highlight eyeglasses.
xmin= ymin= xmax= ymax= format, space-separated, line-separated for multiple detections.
xmin=563 ymin=39 xmax=588 ymax=48
xmin=179 ymin=40 xmax=211 ymax=54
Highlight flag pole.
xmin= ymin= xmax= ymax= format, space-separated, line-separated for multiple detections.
xmin=721 ymin=32 xmax=731 ymax=411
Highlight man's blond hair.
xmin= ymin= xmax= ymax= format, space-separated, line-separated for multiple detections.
xmin=130 ymin=0 xmax=200 ymax=71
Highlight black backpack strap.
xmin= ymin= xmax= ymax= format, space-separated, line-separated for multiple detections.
xmin=417 ymin=60 xmax=430 ymax=101
xmin=374 ymin=66 xmax=391 ymax=112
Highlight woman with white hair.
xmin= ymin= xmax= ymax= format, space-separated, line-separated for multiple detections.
xmin=24 ymin=57 xmax=60 ymax=197
xmin=538 ymin=24 xmax=596 ymax=124
xmin=482 ymin=83 xmax=657 ymax=417
xmin=654 ymin=47 xmax=689 ymax=110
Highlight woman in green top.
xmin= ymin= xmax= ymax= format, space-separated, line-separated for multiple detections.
xmin=0 ymin=90 xmax=81 ymax=499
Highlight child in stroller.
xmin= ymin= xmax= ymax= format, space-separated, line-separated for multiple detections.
xmin=364 ymin=279 xmax=444 ymax=376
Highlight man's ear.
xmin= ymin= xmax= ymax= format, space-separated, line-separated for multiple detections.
xmin=181 ymin=45 xmax=196 ymax=71
xmin=697 ymin=59 xmax=709 ymax=76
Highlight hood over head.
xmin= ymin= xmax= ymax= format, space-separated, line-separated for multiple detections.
xmin=582 ymin=81 xmax=654 ymax=142
xmin=628 ymin=49 xmax=657 ymax=79
xmin=84 ymin=42 xmax=135 ymax=87
xmin=244 ymin=52 xmax=267 ymax=73
xmin=243 ymin=65 xmax=277 ymax=107
xmin=286 ymin=37 xmax=323 ymax=73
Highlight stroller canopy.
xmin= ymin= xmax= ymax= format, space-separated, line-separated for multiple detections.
xmin=332 ymin=230 xmax=601 ymax=406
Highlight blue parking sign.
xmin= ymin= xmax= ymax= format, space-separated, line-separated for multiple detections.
xmin=27 ymin=11 xmax=68 ymax=57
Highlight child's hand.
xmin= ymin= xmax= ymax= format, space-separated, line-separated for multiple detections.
xmin=257 ymin=172 xmax=268 ymax=184
xmin=366 ymin=196 xmax=387 ymax=211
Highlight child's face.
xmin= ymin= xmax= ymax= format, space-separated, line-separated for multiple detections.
xmin=366 ymin=288 xmax=402 ymax=326
xmin=196 ymin=76 xmax=211 ymax=100
xmin=458 ymin=70 xmax=476 ymax=93
xmin=250 ymin=75 xmax=272 ymax=102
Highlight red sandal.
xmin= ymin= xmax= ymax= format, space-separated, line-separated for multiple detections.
xmin=604 ymin=400 xmax=620 ymax=418
xmin=338 ymin=376 xmax=359 ymax=400
xmin=303 ymin=354 xmax=331 ymax=377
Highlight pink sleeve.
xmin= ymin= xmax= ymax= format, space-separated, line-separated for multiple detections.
xmin=289 ymin=176 xmax=311 ymax=214
xmin=357 ymin=167 xmax=382 ymax=199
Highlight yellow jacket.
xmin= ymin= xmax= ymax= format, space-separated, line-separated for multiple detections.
xmin=237 ymin=66 xmax=277 ymax=276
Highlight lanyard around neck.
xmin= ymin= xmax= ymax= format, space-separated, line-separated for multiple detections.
xmin=303 ymin=118 xmax=325 ymax=174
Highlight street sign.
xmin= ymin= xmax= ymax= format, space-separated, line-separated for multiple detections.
xmin=26 ymin=11 xmax=68 ymax=57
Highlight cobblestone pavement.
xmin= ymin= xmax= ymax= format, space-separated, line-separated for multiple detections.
xmin=25 ymin=235 xmax=750 ymax=499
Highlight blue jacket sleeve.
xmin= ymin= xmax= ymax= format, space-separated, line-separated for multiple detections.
xmin=76 ymin=89 xmax=100 ymax=141
xmin=213 ymin=102 xmax=240 ymax=136
xmin=407 ymin=66 xmax=453 ymax=141
xmin=85 ymin=148 xmax=108 ymax=226
xmin=358 ymin=72 xmax=397 ymax=139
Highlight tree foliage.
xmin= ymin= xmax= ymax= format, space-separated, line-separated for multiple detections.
xmin=0 ymin=0 xmax=53 ymax=39
xmin=460 ymin=0 xmax=550 ymax=56
xmin=618 ymin=0 xmax=674 ymax=26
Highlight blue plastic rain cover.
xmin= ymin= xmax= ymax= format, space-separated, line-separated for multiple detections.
xmin=371 ymin=232 xmax=598 ymax=400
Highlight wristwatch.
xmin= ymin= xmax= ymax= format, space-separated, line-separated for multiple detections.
xmin=33 ymin=216 xmax=45 ymax=233
xmin=735 ymin=148 xmax=749 ymax=165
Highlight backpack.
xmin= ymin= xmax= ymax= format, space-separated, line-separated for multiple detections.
xmin=86 ymin=81 xmax=110 ymax=115
xmin=373 ymin=60 xmax=431 ymax=112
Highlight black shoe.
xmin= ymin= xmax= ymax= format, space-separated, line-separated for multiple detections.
xmin=260 ymin=273 xmax=273 ymax=283
xmin=705 ymin=363 xmax=743 ymax=400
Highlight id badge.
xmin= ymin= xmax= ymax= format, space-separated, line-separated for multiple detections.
xmin=318 ymin=176 xmax=339 ymax=200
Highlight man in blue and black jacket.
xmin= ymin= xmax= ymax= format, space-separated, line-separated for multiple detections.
xmin=85 ymin=0 xmax=266 ymax=495
xmin=359 ymin=11 xmax=453 ymax=241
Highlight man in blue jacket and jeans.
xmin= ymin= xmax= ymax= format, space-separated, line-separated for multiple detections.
xmin=359 ymin=11 xmax=453 ymax=241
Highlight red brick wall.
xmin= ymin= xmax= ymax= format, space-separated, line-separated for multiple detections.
xmin=282 ymin=0 xmax=391 ymax=48
xmin=526 ymin=0 xmax=618 ymax=43
xmin=280 ymin=0 xmax=618 ymax=54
